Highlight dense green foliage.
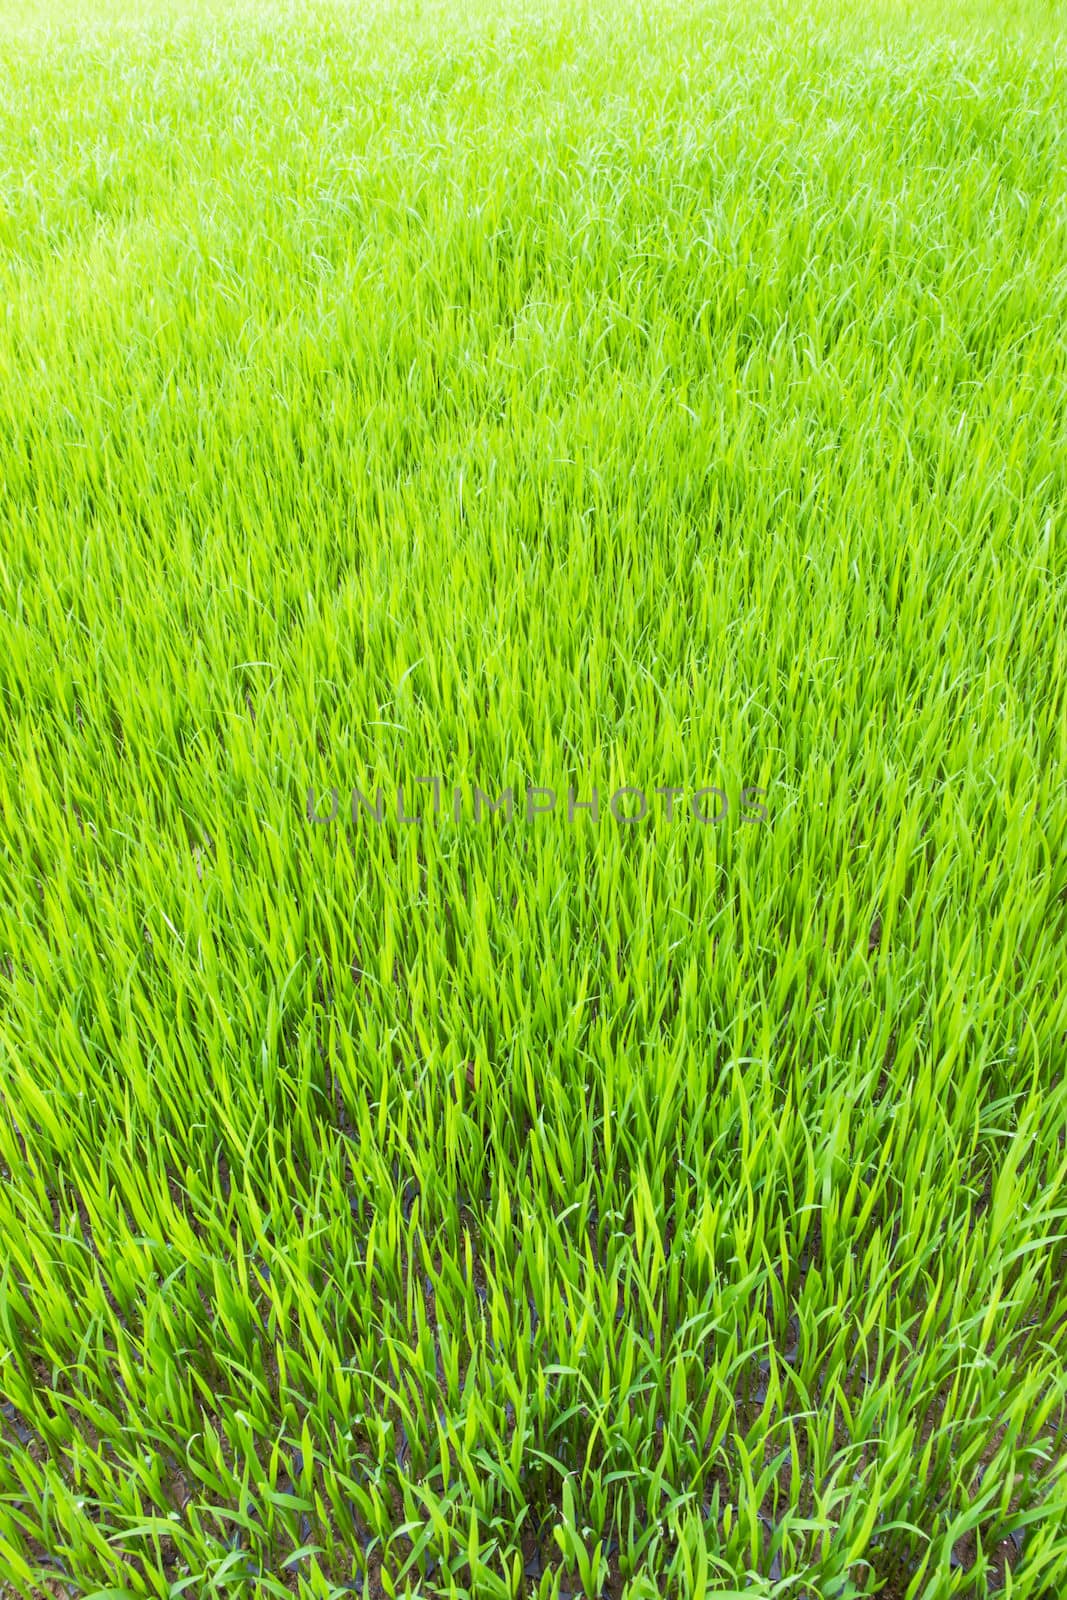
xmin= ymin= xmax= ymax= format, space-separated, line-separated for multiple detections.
xmin=1 ymin=0 xmax=1065 ymax=1595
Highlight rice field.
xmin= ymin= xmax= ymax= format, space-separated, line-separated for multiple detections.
xmin=1 ymin=0 xmax=1066 ymax=1595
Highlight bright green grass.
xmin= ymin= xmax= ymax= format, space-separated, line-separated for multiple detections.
xmin=1 ymin=0 xmax=1066 ymax=1595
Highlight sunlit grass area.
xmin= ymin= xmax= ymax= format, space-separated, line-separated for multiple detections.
xmin=1 ymin=0 xmax=1066 ymax=1595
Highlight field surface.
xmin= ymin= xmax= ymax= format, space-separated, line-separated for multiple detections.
xmin=1 ymin=0 xmax=1066 ymax=1595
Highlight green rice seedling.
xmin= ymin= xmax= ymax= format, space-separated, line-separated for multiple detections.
xmin=0 ymin=0 xmax=1066 ymax=1595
